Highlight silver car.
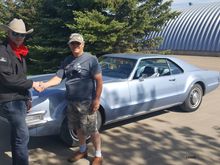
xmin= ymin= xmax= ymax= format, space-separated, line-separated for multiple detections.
xmin=1 ymin=54 xmax=220 ymax=146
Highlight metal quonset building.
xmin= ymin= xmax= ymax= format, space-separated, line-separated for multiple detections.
xmin=148 ymin=2 xmax=220 ymax=56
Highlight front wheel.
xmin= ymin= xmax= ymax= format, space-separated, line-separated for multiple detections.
xmin=180 ymin=84 xmax=203 ymax=112
xmin=60 ymin=110 xmax=102 ymax=146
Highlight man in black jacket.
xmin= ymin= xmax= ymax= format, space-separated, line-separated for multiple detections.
xmin=0 ymin=18 xmax=40 ymax=165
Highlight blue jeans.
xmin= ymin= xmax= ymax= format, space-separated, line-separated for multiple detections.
xmin=1 ymin=100 xmax=29 ymax=165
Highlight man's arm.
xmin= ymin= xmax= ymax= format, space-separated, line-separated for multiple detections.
xmin=91 ymin=73 xmax=103 ymax=112
xmin=36 ymin=76 xmax=62 ymax=92
xmin=44 ymin=76 xmax=62 ymax=88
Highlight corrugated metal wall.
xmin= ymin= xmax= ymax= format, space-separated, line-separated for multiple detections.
xmin=148 ymin=2 xmax=220 ymax=52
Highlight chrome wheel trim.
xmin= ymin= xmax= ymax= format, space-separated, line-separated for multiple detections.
xmin=69 ymin=129 xmax=91 ymax=141
xmin=68 ymin=110 xmax=102 ymax=141
xmin=69 ymin=129 xmax=78 ymax=141
xmin=189 ymin=87 xmax=202 ymax=108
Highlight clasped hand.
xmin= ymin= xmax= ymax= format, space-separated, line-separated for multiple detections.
xmin=32 ymin=81 xmax=46 ymax=92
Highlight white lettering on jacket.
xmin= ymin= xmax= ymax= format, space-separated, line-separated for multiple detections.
xmin=0 ymin=57 xmax=7 ymax=62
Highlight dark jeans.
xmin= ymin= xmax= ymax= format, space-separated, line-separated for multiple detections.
xmin=1 ymin=100 xmax=29 ymax=165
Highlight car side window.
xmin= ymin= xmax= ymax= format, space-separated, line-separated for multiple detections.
xmin=134 ymin=59 xmax=153 ymax=79
xmin=154 ymin=59 xmax=171 ymax=77
xmin=167 ymin=60 xmax=183 ymax=75
xmin=134 ymin=58 xmax=170 ymax=79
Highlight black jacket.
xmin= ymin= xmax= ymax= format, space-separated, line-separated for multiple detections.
xmin=0 ymin=42 xmax=33 ymax=103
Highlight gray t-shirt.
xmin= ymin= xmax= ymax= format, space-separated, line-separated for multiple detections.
xmin=56 ymin=52 xmax=101 ymax=101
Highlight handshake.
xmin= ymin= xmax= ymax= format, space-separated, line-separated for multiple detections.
xmin=32 ymin=81 xmax=47 ymax=92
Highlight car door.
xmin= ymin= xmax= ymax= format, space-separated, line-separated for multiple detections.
xmin=128 ymin=58 xmax=180 ymax=114
xmin=166 ymin=59 xmax=186 ymax=103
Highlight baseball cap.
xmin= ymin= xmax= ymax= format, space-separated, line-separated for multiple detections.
xmin=68 ymin=33 xmax=84 ymax=44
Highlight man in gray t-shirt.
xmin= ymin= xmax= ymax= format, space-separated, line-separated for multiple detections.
xmin=56 ymin=52 xmax=101 ymax=101
xmin=39 ymin=33 xmax=103 ymax=165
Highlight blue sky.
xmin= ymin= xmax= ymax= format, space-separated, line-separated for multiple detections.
xmin=164 ymin=0 xmax=220 ymax=9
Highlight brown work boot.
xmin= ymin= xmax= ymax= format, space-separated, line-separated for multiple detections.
xmin=91 ymin=156 xmax=103 ymax=165
xmin=67 ymin=150 xmax=88 ymax=162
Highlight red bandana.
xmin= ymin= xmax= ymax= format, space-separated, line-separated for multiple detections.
xmin=9 ymin=40 xmax=29 ymax=61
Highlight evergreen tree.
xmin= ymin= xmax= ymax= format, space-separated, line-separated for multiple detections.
xmin=67 ymin=0 xmax=179 ymax=55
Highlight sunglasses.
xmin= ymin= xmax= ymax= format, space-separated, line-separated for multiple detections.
xmin=12 ymin=31 xmax=26 ymax=38
xmin=70 ymin=42 xmax=81 ymax=46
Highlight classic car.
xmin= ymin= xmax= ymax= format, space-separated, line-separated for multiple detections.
xmin=1 ymin=54 xmax=220 ymax=146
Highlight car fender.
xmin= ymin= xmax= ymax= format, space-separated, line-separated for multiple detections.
xmin=181 ymin=72 xmax=206 ymax=101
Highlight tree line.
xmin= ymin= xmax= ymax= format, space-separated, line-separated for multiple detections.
xmin=0 ymin=0 xmax=179 ymax=74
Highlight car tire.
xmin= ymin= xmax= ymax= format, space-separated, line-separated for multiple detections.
xmin=180 ymin=84 xmax=203 ymax=112
xmin=60 ymin=110 xmax=102 ymax=147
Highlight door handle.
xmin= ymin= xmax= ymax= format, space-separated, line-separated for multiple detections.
xmin=169 ymin=78 xmax=175 ymax=81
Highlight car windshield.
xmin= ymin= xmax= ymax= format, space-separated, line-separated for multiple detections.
xmin=99 ymin=56 xmax=137 ymax=78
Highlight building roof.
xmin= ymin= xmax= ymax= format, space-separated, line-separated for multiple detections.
xmin=148 ymin=2 xmax=220 ymax=52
